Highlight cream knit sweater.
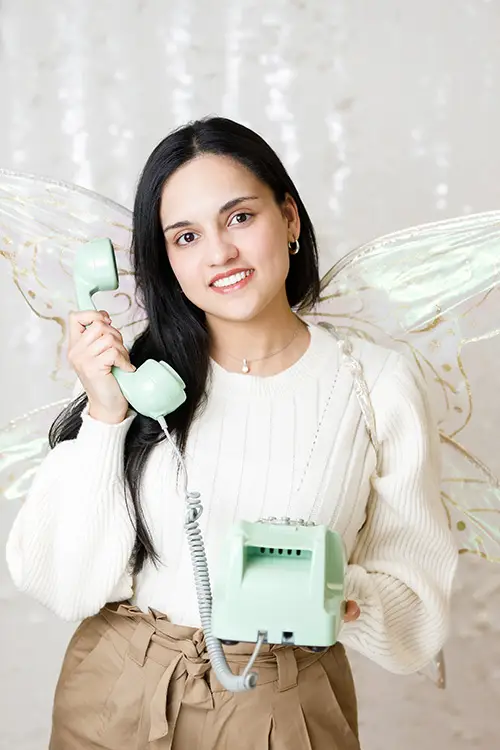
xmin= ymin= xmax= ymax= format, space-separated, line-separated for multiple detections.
xmin=6 ymin=323 xmax=457 ymax=674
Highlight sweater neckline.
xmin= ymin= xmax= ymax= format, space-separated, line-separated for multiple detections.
xmin=208 ymin=324 xmax=336 ymax=398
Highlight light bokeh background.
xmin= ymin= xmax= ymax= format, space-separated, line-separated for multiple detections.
xmin=1 ymin=1 xmax=500 ymax=748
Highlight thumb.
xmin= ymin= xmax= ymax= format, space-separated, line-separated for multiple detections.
xmin=343 ymin=600 xmax=360 ymax=622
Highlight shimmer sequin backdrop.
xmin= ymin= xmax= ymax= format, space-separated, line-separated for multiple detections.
xmin=1 ymin=1 xmax=499 ymax=748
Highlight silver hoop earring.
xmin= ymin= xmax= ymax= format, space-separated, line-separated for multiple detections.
xmin=288 ymin=238 xmax=300 ymax=255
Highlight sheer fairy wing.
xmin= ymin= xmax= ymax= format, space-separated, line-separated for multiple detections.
xmin=303 ymin=211 xmax=500 ymax=563
xmin=0 ymin=169 xmax=140 ymax=501
xmin=306 ymin=212 xmax=500 ymax=689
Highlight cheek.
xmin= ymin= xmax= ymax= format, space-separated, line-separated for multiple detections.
xmin=167 ymin=248 xmax=209 ymax=306
xmin=168 ymin=249 xmax=197 ymax=286
xmin=250 ymin=222 xmax=289 ymax=271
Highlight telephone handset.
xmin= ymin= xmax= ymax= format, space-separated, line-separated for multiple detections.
xmin=74 ymin=238 xmax=186 ymax=419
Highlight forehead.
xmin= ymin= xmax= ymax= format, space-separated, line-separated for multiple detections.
xmin=159 ymin=154 xmax=271 ymax=220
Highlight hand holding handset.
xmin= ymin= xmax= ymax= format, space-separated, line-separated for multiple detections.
xmin=74 ymin=238 xmax=186 ymax=419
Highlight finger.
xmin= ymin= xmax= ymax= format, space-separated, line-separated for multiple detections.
xmin=69 ymin=330 xmax=130 ymax=373
xmin=68 ymin=310 xmax=111 ymax=342
xmin=87 ymin=335 xmax=129 ymax=360
xmin=343 ymin=601 xmax=361 ymax=623
xmin=97 ymin=347 xmax=136 ymax=373
xmin=79 ymin=322 xmax=123 ymax=347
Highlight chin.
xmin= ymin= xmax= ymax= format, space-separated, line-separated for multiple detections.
xmin=205 ymin=297 xmax=271 ymax=324
xmin=196 ymin=283 xmax=287 ymax=324
xmin=211 ymin=307 xmax=264 ymax=324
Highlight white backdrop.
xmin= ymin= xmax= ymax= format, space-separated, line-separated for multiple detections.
xmin=1 ymin=1 xmax=500 ymax=748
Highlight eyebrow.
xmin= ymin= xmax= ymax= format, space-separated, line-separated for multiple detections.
xmin=162 ymin=195 xmax=260 ymax=234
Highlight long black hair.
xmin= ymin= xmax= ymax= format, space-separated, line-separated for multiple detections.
xmin=49 ymin=116 xmax=321 ymax=571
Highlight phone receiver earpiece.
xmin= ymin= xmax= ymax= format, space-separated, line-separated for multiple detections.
xmin=74 ymin=238 xmax=120 ymax=310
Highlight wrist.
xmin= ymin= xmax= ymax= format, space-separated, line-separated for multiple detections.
xmin=87 ymin=403 xmax=129 ymax=424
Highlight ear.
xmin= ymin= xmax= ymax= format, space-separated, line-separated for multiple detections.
xmin=281 ymin=194 xmax=301 ymax=242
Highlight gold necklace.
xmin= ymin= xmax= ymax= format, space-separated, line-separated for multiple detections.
xmin=223 ymin=324 xmax=302 ymax=374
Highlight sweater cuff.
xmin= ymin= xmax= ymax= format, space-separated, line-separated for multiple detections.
xmin=76 ymin=411 xmax=137 ymax=485
xmin=344 ymin=563 xmax=371 ymax=606
xmin=339 ymin=564 xmax=376 ymax=641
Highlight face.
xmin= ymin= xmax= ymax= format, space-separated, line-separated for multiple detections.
xmin=159 ymin=154 xmax=300 ymax=324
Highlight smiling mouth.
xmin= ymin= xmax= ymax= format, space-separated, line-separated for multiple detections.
xmin=210 ymin=269 xmax=254 ymax=289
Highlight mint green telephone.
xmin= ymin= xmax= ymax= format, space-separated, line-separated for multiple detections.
xmin=74 ymin=238 xmax=347 ymax=692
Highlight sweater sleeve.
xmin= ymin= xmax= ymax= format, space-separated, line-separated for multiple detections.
xmin=5 ymin=411 xmax=137 ymax=621
xmin=338 ymin=353 xmax=458 ymax=674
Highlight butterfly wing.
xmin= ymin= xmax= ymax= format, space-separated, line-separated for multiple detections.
xmin=0 ymin=170 xmax=138 ymax=500
xmin=305 ymin=211 xmax=500 ymax=561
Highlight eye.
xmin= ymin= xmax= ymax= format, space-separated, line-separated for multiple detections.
xmin=176 ymin=231 xmax=200 ymax=246
xmin=229 ymin=212 xmax=252 ymax=226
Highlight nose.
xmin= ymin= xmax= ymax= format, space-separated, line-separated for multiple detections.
xmin=207 ymin=234 xmax=239 ymax=267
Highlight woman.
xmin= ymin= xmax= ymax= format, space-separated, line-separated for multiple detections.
xmin=6 ymin=117 xmax=457 ymax=749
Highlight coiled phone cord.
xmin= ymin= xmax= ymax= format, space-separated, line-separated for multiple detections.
xmin=158 ymin=416 xmax=263 ymax=692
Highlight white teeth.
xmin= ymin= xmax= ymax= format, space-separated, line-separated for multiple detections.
xmin=212 ymin=270 xmax=252 ymax=288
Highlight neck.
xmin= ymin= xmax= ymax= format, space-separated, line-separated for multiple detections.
xmin=207 ymin=298 xmax=309 ymax=376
